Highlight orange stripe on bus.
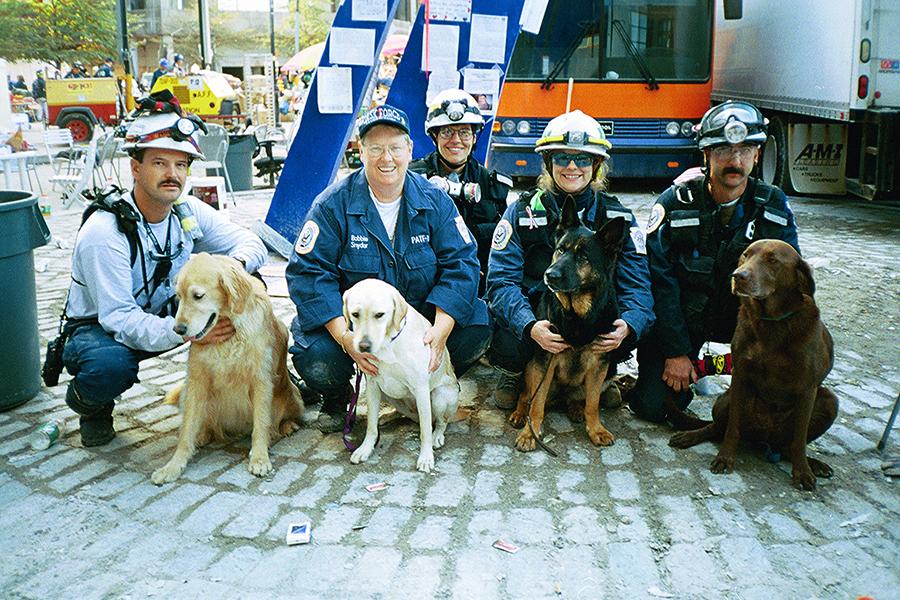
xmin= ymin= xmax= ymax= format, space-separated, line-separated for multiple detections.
xmin=496 ymin=82 xmax=712 ymax=119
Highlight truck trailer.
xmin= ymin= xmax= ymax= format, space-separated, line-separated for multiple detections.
xmin=713 ymin=0 xmax=899 ymax=199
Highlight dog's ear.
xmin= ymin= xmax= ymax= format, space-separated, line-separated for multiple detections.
xmin=559 ymin=195 xmax=581 ymax=230
xmin=594 ymin=216 xmax=627 ymax=255
xmin=219 ymin=261 xmax=253 ymax=314
xmin=795 ymin=257 xmax=816 ymax=297
xmin=342 ymin=289 xmax=353 ymax=331
xmin=389 ymin=286 xmax=409 ymax=336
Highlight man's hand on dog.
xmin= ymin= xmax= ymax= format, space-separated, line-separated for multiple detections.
xmin=342 ymin=332 xmax=380 ymax=377
xmin=662 ymin=355 xmax=698 ymax=392
xmin=591 ymin=319 xmax=630 ymax=354
xmin=186 ymin=317 xmax=235 ymax=345
xmin=530 ymin=320 xmax=571 ymax=354
xmin=424 ymin=309 xmax=455 ymax=372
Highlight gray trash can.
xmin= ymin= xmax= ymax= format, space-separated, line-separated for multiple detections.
xmin=222 ymin=134 xmax=256 ymax=191
xmin=0 ymin=191 xmax=51 ymax=411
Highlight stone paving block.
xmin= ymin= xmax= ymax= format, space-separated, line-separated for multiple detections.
xmin=553 ymin=545 xmax=607 ymax=598
xmin=699 ymin=469 xmax=747 ymax=495
xmin=556 ymin=469 xmax=586 ymax=504
xmin=0 ymin=477 xmax=32 ymax=510
xmin=14 ymin=558 xmax=92 ymax=599
xmin=340 ymin=471 xmax=389 ymax=504
xmin=381 ymin=470 xmax=421 ymax=507
xmin=203 ymin=545 xmax=265 ymax=584
xmin=132 ymin=403 xmax=178 ymax=424
xmin=118 ymin=530 xmax=181 ymax=575
xmin=474 ymin=409 xmax=507 ymax=437
xmin=755 ymin=509 xmax=811 ymax=542
xmin=181 ymin=451 xmax=237 ymax=482
xmin=452 ymin=547 xmax=501 ymax=600
xmin=0 ymin=420 xmax=31 ymax=438
xmin=143 ymin=482 xmax=216 ymax=524
xmin=607 ymin=541 xmax=662 ymax=597
xmin=436 ymin=446 xmax=470 ymax=475
xmin=477 ymin=443 xmax=513 ymax=467
xmin=265 ymin=508 xmax=314 ymax=542
xmin=409 ymin=515 xmax=454 ymax=549
xmin=828 ymin=423 xmax=875 ymax=452
xmin=504 ymin=547 xmax=554 ymax=598
xmin=268 ymin=427 xmax=322 ymax=457
xmin=78 ymin=521 xmax=147 ymax=563
xmin=216 ymin=459 xmax=260 ymax=488
xmin=565 ymin=447 xmax=592 ymax=465
xmin=157 ymin=541 xmax=220 ymax=578
xmin=300 ymin=505 xmax=360 ymax=544
xmin=704 ymin=496 xmax=759 ymax=537
xmin=221 ymin=495 xmax=286 ymax=539
xmin=658 ymin=495 xmax=709 ymax=543
xmin=290 ymin=464 xmax=344 ymax=507
xmin=109 ymin=479 xmax=169 ymax=513
xmin=472 ymin=469 xmax=502 ymax=506
xmin=354 ymin=547 xmax=402 ymax=594
xmin=26 ymin=447 xmax=91 ymax=479
xmin=393 ymin=555 xmax=443 ymax=600
xmin=358 ymin=506 xmax=411 ymax=546
xmin=423 ymin=473 xmax=469 ymax=507
xmin=0 ymin=433 xmax=35 ymax=456
xmin=178 ymin=491 xmax=248 ymax=536
xmin=561 ymin=505 xmax=607 ymax=545
xmin=505 ymin=507 xmax=555 ymax=545
xmin=258 ymin=461 xmax=308 ymax=495
xmin=600 ymin=438 xmax=633 ymax=466
xmin=125 ymin=436 xmax=176 ymax=465
xmin=48 ymin=458 xmax=119 ymax=494
xmin=147 ymin=414 xmax=181 ymax=433
xmin=94 ymin=428 xmax=154 ymax=454
xmin=664 ymin=541 xmax=727 ymax=597
xmin=606 ymin=470 xmax=640 ymax=500
xmin=718 ymin=536 xmax=783 ymax=591
xmin=290 ymin=545 xmax=358 ymax=594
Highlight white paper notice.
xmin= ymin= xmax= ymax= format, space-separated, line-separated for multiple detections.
xmin=329 ymin=27 xmax=376 ymax=66
xmin=428 ymin=0 xmax=471 ymax=22
xmin=425 ymin=70 xmax=461 ymax=106
xmin=519 ymin=0 xmax=550 ymax=35
xmin=469 ymin=14 xmax=507 ymax=64
xmin=463 ymin=68 xmax=500 ymax=95
xmin=352 ymin=0 xmax=387 ymax=22
xmin=421 ymin=24 xmax=460 ymax=74
xmin=317 ymin=67 xmax=353 ymax=114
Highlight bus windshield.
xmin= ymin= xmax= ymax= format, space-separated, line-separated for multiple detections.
xmin=508 ymin=0 xmax=713 ymax=83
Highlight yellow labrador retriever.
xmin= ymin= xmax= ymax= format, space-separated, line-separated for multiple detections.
xmin=151 ymin=253 xmax=303 ymax=484
xmin=343 ymin=279 xmax=459 ymax=473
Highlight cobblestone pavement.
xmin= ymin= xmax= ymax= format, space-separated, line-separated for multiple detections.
xmin=1 ymin=180 xmax=898 ymax=600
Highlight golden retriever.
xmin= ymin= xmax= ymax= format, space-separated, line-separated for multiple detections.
xmin=151 ymin=253 xmax=303 ymax=484
xmin=342 ymin=279 xmax=459 ymax=473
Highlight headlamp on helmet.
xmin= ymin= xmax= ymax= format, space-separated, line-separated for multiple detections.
xmin=424 ymin=89 xmax=484 ymax=136
xmin=444 ymin=100 xmax=467 ymax=122
xmin=724 ymin=119 xmax=748 ymax=144
xmin=697 ymin=100 xmax=768 ymax=149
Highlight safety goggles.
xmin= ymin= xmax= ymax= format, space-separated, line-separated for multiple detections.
xmin=550 ymin=153 xmax=597 ymax=168
xmin=711 ymin=144 xmax=758 ymax=159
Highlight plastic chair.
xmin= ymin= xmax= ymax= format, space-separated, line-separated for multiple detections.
xmin=193 ymin=124 xmax=237 ymax=207
xmin=93 ymin=131 xmax=123 ymax=187
xmin=42 ymin=128 xmax=84 ymax=190
xmin=252 ymin=125 xmax=286 ymax=188
xmin=52 ymin=136 xmax=98 ymax=209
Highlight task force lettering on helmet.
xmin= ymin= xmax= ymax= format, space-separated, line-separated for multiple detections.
xmin=695 ymin=100 xmax=768 ymax=149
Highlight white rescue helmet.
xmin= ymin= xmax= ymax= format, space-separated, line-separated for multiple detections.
xmin=425 ymin=89 xmax=484 ymax=136
xmin=695 ymin=101 xmax=768 ymax=150
xmin=123 ymin=111 xmax=205 ymax=159
xmin=535 ymin=110 xmax=612 ymax=159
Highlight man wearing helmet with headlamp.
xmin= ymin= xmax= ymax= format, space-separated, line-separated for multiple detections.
xmin=485 ymin=110 xmax=654 ymax=410
xmin=627 ymin=100 xmax=799 ymax=426
xmin=409 ymin=89 xmax=513 ymax=293
xmin=58 ymin=93 xmax=267 ymax=446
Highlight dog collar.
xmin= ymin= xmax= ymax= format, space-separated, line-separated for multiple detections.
xmin=390 ymin=316 xmax=407 ymax=342
xmin=759 ymin=310 xmax=798 ymax=322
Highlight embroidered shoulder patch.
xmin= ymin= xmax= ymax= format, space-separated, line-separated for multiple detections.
xmin=454 ymin=215 xmax=472 ymax=245
xmin=295 ymin=220 xmax=320 ymax=255
xmin=630 ymin=226 xmax=647 ymax=255
xmin=491 ymin=219 xmax=513 ymax=251
xmin=646 ymin=204 xmax=665 ymax=234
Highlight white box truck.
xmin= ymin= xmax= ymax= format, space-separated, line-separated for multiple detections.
xmin=713 ymin=0 xmax=899 ymax=198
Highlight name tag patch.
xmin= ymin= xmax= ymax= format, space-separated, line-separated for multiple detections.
xmin=763 ymin=210 xmax=788 ymax=226
xmin=670 ymin=217 xmax=700 ymax=228
xmin=350 ymin=233 xmax=369 ymax=250
xmin=410 ymin=234 xmax=430 ymax=245
xmin=518 ymin=216 xmax=548 ymax=227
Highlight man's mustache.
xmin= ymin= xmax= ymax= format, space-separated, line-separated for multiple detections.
xmin=159 ymin=180 xmax=182 ymax=187
xmin=722 ymin=167 xmax=744 ymax=176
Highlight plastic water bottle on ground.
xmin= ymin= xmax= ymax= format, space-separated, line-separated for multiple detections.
xmin=30 ymin=420 xmax=65 ymax=450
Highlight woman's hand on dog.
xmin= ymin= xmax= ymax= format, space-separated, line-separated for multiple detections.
xmin=530 ymin=320 xmax=571 ymax=354
xmin=591 ymin=319 xmax=630 ymax=354
xmin=187 ymin=317 xmax=235 ymax=345
xmin=662 ymin=355 xmax=698 ymax=392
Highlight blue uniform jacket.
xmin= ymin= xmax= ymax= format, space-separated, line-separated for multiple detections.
xmin=647 ymin=176 xmax=799 ymax=357
xmin=486 ymin=187 xmax=655 ymax=341
xmin=287 ymin=169 xmax=488 ymax=348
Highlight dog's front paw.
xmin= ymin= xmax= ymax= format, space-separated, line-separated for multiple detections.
xmin=807 ymin=457 xmax=833 ymax=478
xmin=791 ymin=466 xmax=817 ymax=491
xmin=432 ymin=431 xmax=445 ymax=449
xmin=587 ymin=425 xmax=615 ymax=447
xmin=351 ymin=444 xmax=374 ymax=465
xmin=151 ymin=461 xmax=185 ymax=485
xmin=280 ymin=420 xmax=301 ymax=436
xmin=514 ymin=429 xmax=537 ymax=452
xmin=710 ymin=454 xmax=734 ymax=474
xmin=248 ymin=453 xmax=273 ymax=477
xmin=417 ymin=449 xmax=435 ymax=473
xmin=567 ymin=402 xmax=585 ymax=423
xmin=508 ymin=409 xmax=527 ymax=429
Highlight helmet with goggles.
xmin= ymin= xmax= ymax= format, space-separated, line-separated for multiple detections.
xmin=696 ymin=100 xmax=768 ymax=149
xmin=123 ymin=111 xmax=206 ymax=159
xmin=424 ymin=89 xmax=484 ymax=136
xmin=535 ymin=110 xmax=611 ymax=159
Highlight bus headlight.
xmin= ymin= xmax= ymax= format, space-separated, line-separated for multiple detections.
xmin=681 ymin=121 xmax=694 ymax=137
xmin=516 ymin=120 xmax=531 ymax=135
xmin=501 ymin=120 xmax=516 ymax=135
xmin=666 ymin=121 xmax=680 ymax=136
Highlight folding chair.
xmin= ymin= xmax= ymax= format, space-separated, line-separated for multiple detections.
xmin=193 ymin=124 xmax=237 ymax=207
xmin=53 ymin=137 xmax=98 ymax=209
xmin=42 ymin=128 xmax=84 ymax=190
xmin=93 ymin=131 xmax=123 ymax=187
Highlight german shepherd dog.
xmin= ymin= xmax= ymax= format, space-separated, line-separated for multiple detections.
xmin=509 ymin=196 xmax=627 ymax=451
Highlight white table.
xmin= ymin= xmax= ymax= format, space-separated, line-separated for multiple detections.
xmin=0 ymin=150 xmax=40 ymax=192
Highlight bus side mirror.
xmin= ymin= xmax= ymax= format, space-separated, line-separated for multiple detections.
xmin=723 ymin=0 xmax=743 ymax=20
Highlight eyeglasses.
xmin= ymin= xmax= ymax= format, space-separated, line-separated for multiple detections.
xmin=551 ymin=153 xmax=597 ymax=168
xmin=363 ymin=143 xmax=409 ymax=158
xmin=711 ymin=144 xmax=758 ymax=159
xmin=438 ymin=127 xmax=474 ymax=141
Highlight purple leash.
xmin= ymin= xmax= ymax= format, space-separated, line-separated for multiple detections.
xmin=342 ymin=370 xmax=363 ymax=451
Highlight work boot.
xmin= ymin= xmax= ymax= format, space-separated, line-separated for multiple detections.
xmin=316 ymin=384 xmax=351 ymax=434
xmin=66 ymin=385 xmax=116 ymax=447
xmin=493 ymin=371 xmax=521 ymax=410
xmin=289 ymin=371 xmax=322 ymax=407
xmin=600 ymin=382 xmax=623 ymax=409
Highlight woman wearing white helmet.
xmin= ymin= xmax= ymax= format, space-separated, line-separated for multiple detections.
xmin=409 ymin=89 xmax=513 ymax=292
xmin=485 ymin=110 xmax=655 ymax=410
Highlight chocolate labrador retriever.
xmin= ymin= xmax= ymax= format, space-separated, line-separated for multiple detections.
xmin=670 ymin=239 xmax=838 ymax=490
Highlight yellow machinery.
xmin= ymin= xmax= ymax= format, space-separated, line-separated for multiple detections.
xmin=150 ymin=71 xmax=241 ymax=118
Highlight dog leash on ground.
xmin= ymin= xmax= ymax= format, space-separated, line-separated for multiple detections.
xmin=342 ymin=370 xmax=364 ymax=451
xmin=524 ymin=367 xmax=559 ymax=458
